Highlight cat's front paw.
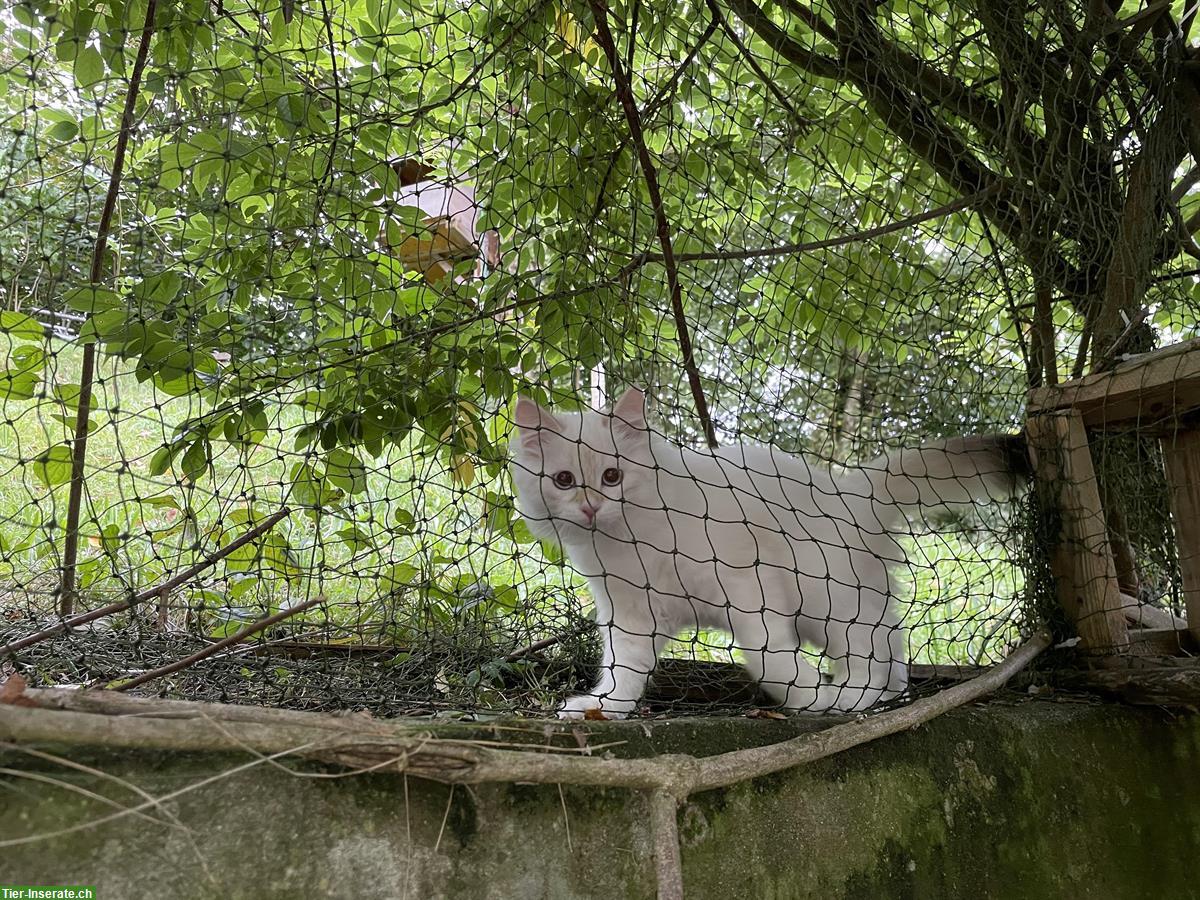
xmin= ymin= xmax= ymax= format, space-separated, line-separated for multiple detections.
xmin=556 ymin=694 xmax=636 ymax=720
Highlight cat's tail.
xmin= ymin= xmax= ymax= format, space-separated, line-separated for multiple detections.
xmin=862 ymin=434 xmax=1030 ymax=518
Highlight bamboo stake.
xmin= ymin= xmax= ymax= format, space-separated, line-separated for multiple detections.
xmin=60 ymin=0 xmax=161 ymax=615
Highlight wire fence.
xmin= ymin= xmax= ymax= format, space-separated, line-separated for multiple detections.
xmin=0 ymin=0 xmax=1195 ymax=718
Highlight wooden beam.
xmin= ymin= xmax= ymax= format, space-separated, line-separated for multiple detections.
xmin=1046 ymin=659 xmax=1200 ymax=709
xmin=1161 ymin=429 xmax=1200 ymax=644
xmin=1026 ymin=411 xmax=1131 ymax=654
xmin=1126 ymin=626 xmax=1198 ymax=656
xmin=1027 ymin=337 xmax=1200 ymax=427
xmin=1120 ymin=592 xmax=1189 ymax=631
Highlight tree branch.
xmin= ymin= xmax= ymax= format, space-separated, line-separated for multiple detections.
xmin=778 ymin=0 xmax=838 ymax=43
xmin=649 ymin=790 xmax=684 ymax=900
xmin=587 ymin=0 xmax=719 ymax=448
xmin=3 ymin=509 xmax=292 ymax=658
xmin=706 ymin=0 xmax=811 ymax=128
xmin=590 ymin=15 xmax=722 ymax=222
xmin=728 ymin=0 xmax=1095 ymax=306
xmin=111 ymin=594 xmax=326 ymax=692
xmin=1090 ymin=43 xmax=1190 ymax=366
xmin=747 ymin=0 xmax=1050 ymax=175
xmin=641 ymin=17 xmax=720 ymax=123
xmin=1171 ymin=164 xmax=1200 ymax=203
xmin=723 ymin=0 xmax=841 ymax=79
xmin=617 ymin=187 xmax=998 ymax=274
xmin=0 ymin=631 xmax=1052 ymax=799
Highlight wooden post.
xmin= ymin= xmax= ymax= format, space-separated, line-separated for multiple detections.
xmin=1161 ymin=429 xmax=1200 ymax=644
xmin=1026 ymin=411 xmax=1130 ymax=654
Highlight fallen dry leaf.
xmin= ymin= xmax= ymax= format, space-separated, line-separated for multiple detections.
xmin=746 ymin=708 xmax=788 ymax=720
xmin=582 ymin=708 xmax=609 ymax=721
xmin=0 ymin=673 xmax=37 ymax=707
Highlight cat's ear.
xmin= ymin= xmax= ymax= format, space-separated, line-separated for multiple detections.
xmin=513 ymin=396 xmax=562 ymax=453
xmin=610 ymin=387 xmax=647 ymax=439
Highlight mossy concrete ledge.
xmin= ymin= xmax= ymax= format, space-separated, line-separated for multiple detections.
xmin=1 ymin=700 xmax=1198 ymax=899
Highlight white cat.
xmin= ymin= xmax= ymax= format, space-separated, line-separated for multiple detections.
xmin=510 ymin=388 xmax=1024 ymax=719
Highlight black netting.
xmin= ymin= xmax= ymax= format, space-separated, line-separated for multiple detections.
xmin=1 ymin=0 xmax=1194 ymax=719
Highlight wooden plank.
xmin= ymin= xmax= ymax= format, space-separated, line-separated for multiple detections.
xmin=1046 ymin=659 xmax=1200 ymax=709
xmin=1027 ymin=337 xmax=1200 ymax=427
xmin=1026 ymin=411 xmax=1130 ymax=654
xmin=1126 ymin=626 xmax=1198 ymax=656
xmin=1161 ymin=429 xmax=1200 ymax=645
xmin=1120 ymin=592 xmax=1190 ymax=631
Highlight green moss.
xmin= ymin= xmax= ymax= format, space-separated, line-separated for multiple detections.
xmin=1 ymin=702 xmax=1198 ymax=899
xmin=680 ymin=704 xmax=1200 ymax=900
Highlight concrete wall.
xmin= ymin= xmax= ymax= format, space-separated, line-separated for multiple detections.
xmin=2 ymin=701 xmax=1198 ymax=899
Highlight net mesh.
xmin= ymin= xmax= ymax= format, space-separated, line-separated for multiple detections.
xmin=0 ymin=0 xmax=1194 ymax=718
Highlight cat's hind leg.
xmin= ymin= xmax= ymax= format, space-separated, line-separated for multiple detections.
xmin=812 ymin=590 xmax=907 ymax=712
xmin=736 ymin=610 xmax=834 ymax=712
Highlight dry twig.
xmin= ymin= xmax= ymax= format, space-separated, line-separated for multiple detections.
xmin=2 ymin=508 xmax=291 ymax=658
xmin=111 ymin=593 xmax=325 ymax=691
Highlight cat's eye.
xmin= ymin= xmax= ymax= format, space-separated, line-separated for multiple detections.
xmin=602 ymin=467 xmax=622 ymax=486
xmin=552 ymin=470 xmax=576 ymax=489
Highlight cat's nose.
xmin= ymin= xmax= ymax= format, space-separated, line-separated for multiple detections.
xmin=580 ymin=504 xmax=597 ymax=524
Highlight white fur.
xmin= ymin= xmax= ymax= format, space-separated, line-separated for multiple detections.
xmin=510 ymin=389 xmax=1019 ymax=719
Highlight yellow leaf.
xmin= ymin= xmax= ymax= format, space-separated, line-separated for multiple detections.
xmin=556 ymin=9 xmax=581 ymax=48
xmin=452 ymin=455 xmax=475 ymax=487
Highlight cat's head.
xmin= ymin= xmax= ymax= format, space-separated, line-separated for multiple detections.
xmin=509 ymin=388 xmax=654 ymax=542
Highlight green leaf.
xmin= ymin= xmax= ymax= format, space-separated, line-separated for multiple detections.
xmin=73 ymin=46 xmax=105 ymax=88
xmin=223 ymin=539 xmax=260 ymax=572
xmin=149 ymin=442 xmax=184 ymax=477
xmin=290 ymin=461 xmax=344 ymax=510
xmin=64 ymin=286 xmax=121 ymax=314
xmin=382 ymin=562 xmax=420 ymax=589
xmin=229 ymin=575 xmax=258 ymax=600
xmin=384 ymin=205 xmax=429 ymax=246
xmin=10 ymin=344 xmax=45 ymax=373
xmin=181 ymin=438 xmax=211 ymax=482
xmin=33 ymin=444 xmax=74 ymax=488
xmin=326 ymin=448 xmax=368 ymax=494
xmin=208 ymin=620 xmax=247 ymax=639
xmin=140 ymin=494 xmax=181 ymax=510
xmin=0 ymin=370 xmax=38 ymax=401
xmin=262 ymin=533 xmax=301 ymax=579
xmin=48 ymin=119 xmax=78 ymax=141
xmin=337 ymin=524 xmax=376 ymax=553
xmin=98 ymin=522 xmax=122 ymax=554
xmin=509 ymin=520 xmax=537 ymax=545
xmin=0 ymin=312 xmax=43 ymax=340
xmin=53 ymin=383 xmax=81 ymax=410
xmin=392 ymin=507 xmax=417 ymax=534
